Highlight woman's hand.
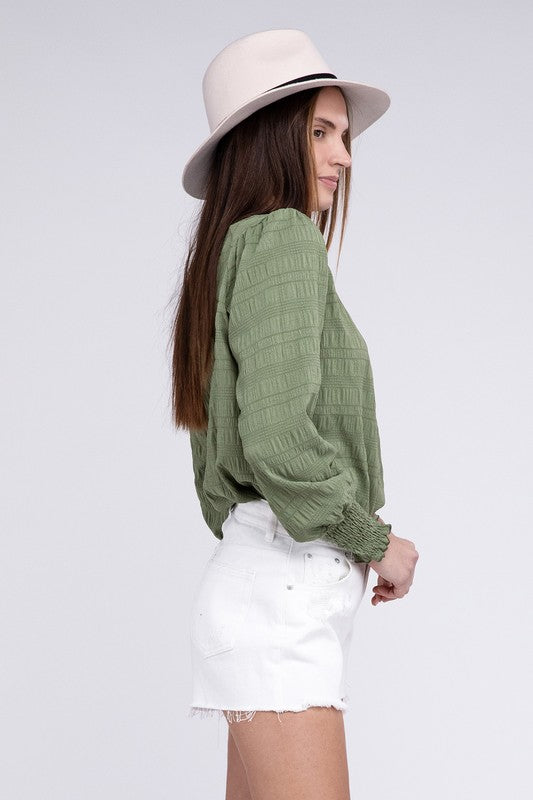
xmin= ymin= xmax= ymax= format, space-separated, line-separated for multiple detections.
xmin=369 ymin=516 xmax=419 ymax=605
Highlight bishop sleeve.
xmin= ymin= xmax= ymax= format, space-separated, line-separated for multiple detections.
xmin=227 ymin=212 xmax=391 ymax=562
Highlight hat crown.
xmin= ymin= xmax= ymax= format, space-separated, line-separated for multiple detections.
xmin=202 ymin=29 xmax=331 ymax=133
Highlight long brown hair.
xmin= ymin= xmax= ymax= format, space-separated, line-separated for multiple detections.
xmin=168 ymin=87 xmax=352 ymax=432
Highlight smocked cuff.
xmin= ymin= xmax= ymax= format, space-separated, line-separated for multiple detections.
xmin=322 ymin=501 xmax=392 ymax=563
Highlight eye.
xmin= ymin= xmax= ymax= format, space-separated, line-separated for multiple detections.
xmin=313 ymin=128 xmax=325 ymax=139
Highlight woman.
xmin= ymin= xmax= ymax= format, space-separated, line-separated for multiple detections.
xmin=170 ymin=28 xmax=419 ymax=800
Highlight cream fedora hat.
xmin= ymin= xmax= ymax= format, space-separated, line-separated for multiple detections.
xmin=181 ymin=28 xmax=391 ymax=199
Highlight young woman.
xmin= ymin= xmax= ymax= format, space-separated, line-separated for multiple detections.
xmin=170 ymin=28 xmax=419 ymax=800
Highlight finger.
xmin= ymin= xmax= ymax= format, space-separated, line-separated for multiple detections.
xmin=375 ymin=591 xmax=394 ymax=602
xmin=373 ymin=584 xmax=395 ymax=598
xmin=382 ymin=585 xmax=410 ymax=600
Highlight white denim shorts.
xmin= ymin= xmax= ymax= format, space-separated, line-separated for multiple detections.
xmin=188 ymin=498 xmax=370 ymax=724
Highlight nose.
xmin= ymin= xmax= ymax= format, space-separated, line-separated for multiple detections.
xmin=330 ymin=138 xmax=351 ymax=170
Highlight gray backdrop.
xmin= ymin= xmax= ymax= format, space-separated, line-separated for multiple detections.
xmin=2 ymin=1 xmax=532 ymax=797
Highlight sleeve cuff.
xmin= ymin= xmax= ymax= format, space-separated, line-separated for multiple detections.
xmin=322 ymin=501 xmax=392 ymax=563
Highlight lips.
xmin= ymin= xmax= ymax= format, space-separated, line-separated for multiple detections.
xmin=319 ymin=177 xmax=338 ymax=190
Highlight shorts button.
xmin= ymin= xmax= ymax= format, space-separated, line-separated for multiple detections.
xmin=306 ymin=552 xmax=313 ymax=558
xmin=334 ymin=557 xmax=340 ymax=563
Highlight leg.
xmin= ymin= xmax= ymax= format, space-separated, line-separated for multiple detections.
xmin=226 ymin=722 xmax=253 ymax=800
xmin=224 ymin=706 xmax=351 ymax=800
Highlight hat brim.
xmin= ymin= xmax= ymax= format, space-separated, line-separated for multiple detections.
xmin=181 ymin=78 xmax=390 ymax=199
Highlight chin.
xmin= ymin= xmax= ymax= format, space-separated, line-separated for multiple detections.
xmin=316 ymin=189 xmax=334 ymax=212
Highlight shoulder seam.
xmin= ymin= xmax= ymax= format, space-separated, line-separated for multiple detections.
xmin=228 ymin=208 xmax=324 ymax=244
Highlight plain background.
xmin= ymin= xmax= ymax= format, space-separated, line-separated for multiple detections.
xmin=2 ymin=1 xmax=532 ymax=798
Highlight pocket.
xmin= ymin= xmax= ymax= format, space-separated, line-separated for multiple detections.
xmin=190 ymin=558 xmax=256 ymax=658
xmin=297 ymin=548 xmax=353 ymax=588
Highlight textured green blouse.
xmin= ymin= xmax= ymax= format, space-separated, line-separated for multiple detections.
xmin=188 ymin=207 xmax=392 ymax=563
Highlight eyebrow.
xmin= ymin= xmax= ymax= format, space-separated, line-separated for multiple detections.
xmin=313 ymin=116 xmax=349 ymax=134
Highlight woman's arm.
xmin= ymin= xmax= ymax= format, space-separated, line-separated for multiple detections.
xmin=228 ymin=209 xmax=391 ymax=562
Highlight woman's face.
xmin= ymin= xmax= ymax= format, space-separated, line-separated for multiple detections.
xmin=311 ymin=87 xmax=352 ymax=211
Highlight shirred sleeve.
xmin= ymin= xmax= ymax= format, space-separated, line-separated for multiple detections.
xmin=227 ymin=211 xmax=391 ymax=563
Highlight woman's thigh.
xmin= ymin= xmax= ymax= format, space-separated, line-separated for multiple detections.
xmin=224 ymin=706 xmax=351 ymax=800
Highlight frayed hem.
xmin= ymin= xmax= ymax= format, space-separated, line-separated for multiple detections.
xmin=189 ymin=707 xmax=257 ymax=723
xmin=188 ymin=701 xmax=348 ymax=724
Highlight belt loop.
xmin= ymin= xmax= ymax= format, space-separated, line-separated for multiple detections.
xmin=264 ymin=511 xmax=276 ymax=543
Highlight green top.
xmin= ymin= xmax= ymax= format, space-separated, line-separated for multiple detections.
xmin=189 ymin=207 xmax=391 ymax=563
